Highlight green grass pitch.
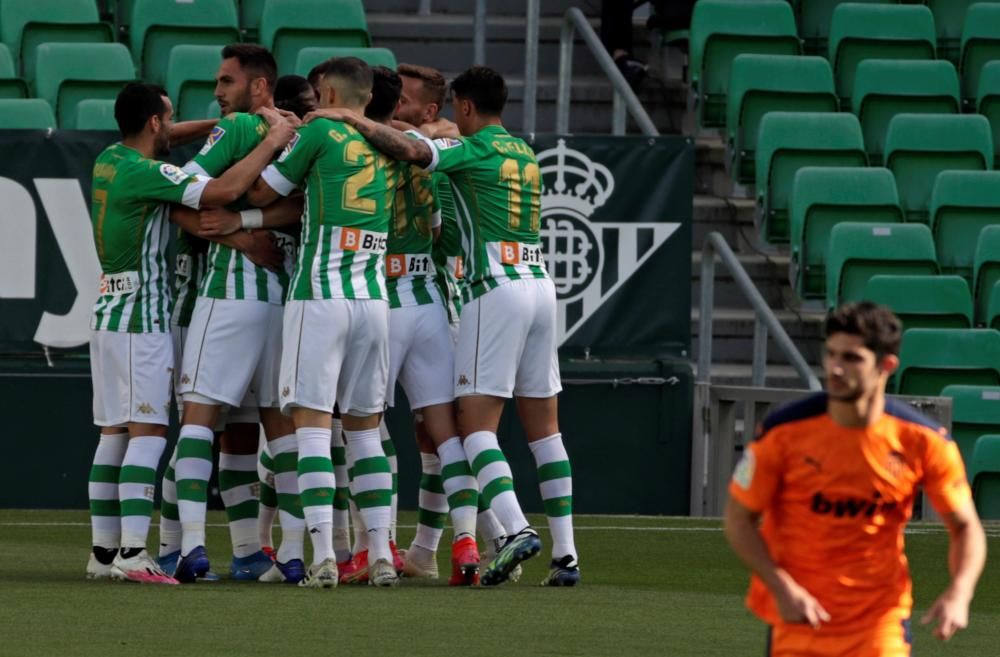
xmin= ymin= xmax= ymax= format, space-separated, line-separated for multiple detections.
xmin=0 ymin=510 xmax=997 ymax=657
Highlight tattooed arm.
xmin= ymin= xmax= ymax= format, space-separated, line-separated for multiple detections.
xmin=304 ymin=108 xmax=434 ymax=167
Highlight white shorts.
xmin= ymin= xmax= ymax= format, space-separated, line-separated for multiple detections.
xmin=178 ymin=297 xmax=283 ymax=408
xmin=387 ymin=303 xmax=455 ymax=410
xmin=280 ymin=298 xmax=389 ymax=416
xmin=90 ymin=330 xmax=173 ymax=427
xmin=454 ymin=278 xmax=562 ymax=399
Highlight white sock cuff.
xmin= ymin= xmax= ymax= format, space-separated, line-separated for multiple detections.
xmin=297 ymin=427 xmax=331 ymax=458
xmin=219 ymin=452 xmax=257 ymax=471
xmin=378 ymin=419 xmax=391 ymax=441
xmin=437 ymin=436 xmax=465 ymax=465
xmin=420 ymin=452 xmax=442 ymax=472
xmin=344 ymin=427 xmax=382 ymax=458
xmin=268 ymin=433 xmax=297 ymax=455
xmin=94 ymin=433 xmax=128 ymax=465
xmin=125 ymin=435 xmax=167 ymax=467
xmin=529 ymin=433 xmax=567 ymax=463
xmin=463 ymin=431 xmax=499 ymax=460
xmin=331 ymin=419 xmax=345 ymax=446
xmin=180 ymin=424 xmax=214 ymax=442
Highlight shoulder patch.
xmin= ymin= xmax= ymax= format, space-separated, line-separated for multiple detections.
xmin=159 ymin=163 xmax=190 ymax=185
xmin=198 ymin=126 xmax=226 ymax=155
xmin=277 ymin=132 xmax=300 ymax=163
xmin=433 ymin=137 xmax=462 ymax=150
xmin=733 ymin=450 xmax=756 ymax=490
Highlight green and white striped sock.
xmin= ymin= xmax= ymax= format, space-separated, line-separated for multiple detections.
xmin=257 ymin=445 xmax=277 ymax=551
xmin=477 ymin=491 xmax=507 ymax=546
xmin=89 ymin=432 xmax=127 ymax=549
xmin=413 ymin=452 xmax=448 ymax=551
xmin=219 ymin=452 xmax=260 ymax=558
xmin=529 ymin=433 xmax=577 ymax=561
xmin=175 ymin=424 xmax=215 ymax=555
xmin=331 ymin=419 xmax=352 ymax=562
xmin=379 ymin=420 xmax=398 ymax=542
xmin=346 ymin=427 xmax=393 ymax=563
xmin=297 ymin=427 xmax=335 ymax=564
xmin=158 ymin=444 xmax=181 ymax=557
xmin=464 ymin=431 xmax=528 ymax=536
xmin=119 ymin=435 xmax=167 ymax=549
xmin=269 ymin=434 xmax=305 ymax=563
xmin=437 ymin=436 xmax=478 ymax=539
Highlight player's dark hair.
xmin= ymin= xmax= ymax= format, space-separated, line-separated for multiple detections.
xmin=365 ymin=66 xmax=402 ymax=122
xmin=221 ymin=43 xmax=277 ymax=90
xmin=308 ymin=59 xmax=331 ymax=91
xmin=274 ymin=74 xmax=317 ymax=119
xmin=325 ymin=57 xmax=374 ymax=105
xmin=450 ymin=65 xmax=507 ymax=116
xmin=114 ymin=82 xmax=167 ymax=138
xmin=825 ymin=302 xmax=902 ymax=358
xmin=397 ymin=63 xmax=446 ymax=109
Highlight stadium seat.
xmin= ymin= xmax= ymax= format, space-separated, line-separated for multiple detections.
xmin=0 ymin=44 xmax=28 ymax=100
xmin=795 ymin=0 xmax=900 ymax=56
xmin=825 ymin=222 xmax=938 ymax=309
xmin=129 ymin=0 xmax=239 ymax=87
xmin=978 ymin=61 xmax=1000 ymax=169
xmin=895 ymin=328 xmax=1000 ymax=396
xmin=790 ymin=166 xmax=902 ymax=299
xmin=294 ymin=47 xmax=398 ymax=78
xmin=960 ymin=3 xmax=1000 ymax=110
xmin=884 ymin=114 xmax=993 ymax=224
xmin=726 ymin=54 xmax=838 ymax=184
xmin=986 ymin=281 xmax=1000 ymax=330
xmin=0 ymin=98 xmax=55 ymax=129
xmin=929 ymin=171 xmax=1000 ymax=281
xmin=926 ymin=0 xmax=985 ymax=64
xmin=940 ymin=385 xmax=1000 ymax=469
xmin=689 ymin=0 xmax=800 ymax=128
xmin=828 ymin=3 xmax=936 ymax=107
xmin=35 ymin=43 xmax=135 ymax=129
xmin=166 ymin=45 xmax=222 ymax=122
xmin=241 ymin=0 xmax=266 ymax=38
xmin=852 ymin=59 xmax=959 ymax=167
xmin=75 ymin=98 xmax=117 ymax=130
xmin=974 ymin=226 xmax=1000 ymax=325
xmin=969 ymin=434 xmax=1000 ymax=519
xmin=862 ymin=275 xmax=973 ymax=332
xmin=756 ymin=112 xmax=867 ymax=244
xmin=260 ymin=0 xmax=372 ymax=77
xmin=0 ymin=0 xmax=114 ymax=85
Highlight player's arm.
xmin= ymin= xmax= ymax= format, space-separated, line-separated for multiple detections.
xmin=198 ymin=194 xmax=304 ymax=236
xmin=170 ymin=119 xmax=219 ymax=146
xmin=170 ymin=205 xmax=283 ymax=270
xmin=303 ymin=107 xmax=433 ymax=168
xmin=248 ymin=122 xmax=321 ymax=207
xmin=199 ymin=115 xmax=295 ymax=207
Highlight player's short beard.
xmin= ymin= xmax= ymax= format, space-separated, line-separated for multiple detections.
xmin=154 ymin=129 xmax=170 ymax=157
xmin=231 ymin=85 xmax=254 ymax=114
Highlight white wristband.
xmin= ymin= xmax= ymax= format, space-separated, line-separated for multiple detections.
xmin=240 ymin=209 xmax=264 ymax=230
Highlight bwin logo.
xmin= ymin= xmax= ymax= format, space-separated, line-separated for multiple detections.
xmin=537 ymin=140 xmax=680 ymax=345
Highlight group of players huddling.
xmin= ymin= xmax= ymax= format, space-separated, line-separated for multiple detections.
xmin=85 ymin=43 xmax=580 ymax=589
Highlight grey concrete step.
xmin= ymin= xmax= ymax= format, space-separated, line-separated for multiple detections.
xmin=692 ymin=196 xmax=756 ymax=253
xmin=692 ymin=362 xmax=823 ymax=390
xmin=367 ymin=0 xmax=587 ymax=17
xmin=690 ymin=307 xmax=826 ymax=366
xmin=691 ymin=250 xmax=791 ymax=311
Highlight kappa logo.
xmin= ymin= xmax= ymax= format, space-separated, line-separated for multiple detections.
xmin=457 ymin=375 xmax=470 ymax=386
xmin=180 ymin=374 xmax=191 ymax=385
xmin=282 ymin=386 xmax=290 ymax=397
xmin=537 ymin=139 xmax=680 ymax=344
xmin=137 ymin=402 xmax=155 ymax=415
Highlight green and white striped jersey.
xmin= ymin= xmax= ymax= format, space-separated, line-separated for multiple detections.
xmin=170 ymin=230 xmax=207 ymax=329
xmin=431 ymin=173 xmax=463 ymax=323
xmin=184 ymin=112 xmax=294 ymax=305
xmin=262 ymin=119 xmax=388 ymax=301
xmin=90 ymin=143 xmax=207 ymax=333
xmin=385 ymin=160 xmax=443 ymax=309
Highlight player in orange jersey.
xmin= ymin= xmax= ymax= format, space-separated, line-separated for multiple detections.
xmin=724 ymin=302 xmax=986 ymax=657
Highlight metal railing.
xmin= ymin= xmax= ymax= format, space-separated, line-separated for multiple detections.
xmin=416 ymin=0 xmax=487 ymax=65
xmin=556 ymin=7 xmax=658 ymax=136
xmin=698 ymin=232 xmax=822 ymax=391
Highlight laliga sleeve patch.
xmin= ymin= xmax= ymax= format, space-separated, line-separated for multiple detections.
xmin=198 ymin=126 xmax=226 ymax=155
xmin=733 ymin=450 xmax=756 ymax=490
xmin=433 ymin=137 xmax=462 ymax=150
xmin=277 ymin=132 xmax=300 ymax=162
xmin=159 ymin=163 xmax=190 ymax=185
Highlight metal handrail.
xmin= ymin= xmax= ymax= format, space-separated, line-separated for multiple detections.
xmin=522 ymin=0 xmax=540 ymax=134
xmin=556 ymin=7 xmax=658 ymax=136
xmin=417 ymin=0 xmax=487 ymax=65
xmin=698 ymin=232 xmax=822 ymax=390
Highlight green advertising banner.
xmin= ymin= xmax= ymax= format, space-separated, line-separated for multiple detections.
xmin=0 ymin=131 xmax=692 ymax=358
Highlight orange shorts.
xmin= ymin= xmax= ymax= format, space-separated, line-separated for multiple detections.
xmin=767 ymin=610 xmax=912 ymax=657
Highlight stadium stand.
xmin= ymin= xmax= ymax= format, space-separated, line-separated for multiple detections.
xmin=294 ymin=46 xmax=398 ymax=78
xmin=895 ymin=328 xmax=1000 ymax=396
xmin=974 ymin=226 xmax=1000 ymax=325
xmin=794 ymin=0 xmax=900 ymax=57
xmin=0 ymin=97 xmax=55 ymax=129
xmin=75 ymin=98 xmax=117 ymax=130
xmin=883 ymin=113 xmax=994 ymax=224
xmin=260 ymin=0 xmax=372 ymax=76
xmin=240 ymin=0 xmax=266 ymax=40
xmin=929 ymin=170 xmax=1000 ymax=281
xmin=960 ymin=2 xmax=1000 ymax=110
xmin=726 ymin=54 xmax=837 ymax=184
xmin=986 ymin=282 xmax=1000 ymax=330
xmin=861 ymin=275 xmax=973 ymax=331
xmin=689 ymin=0 xmax=800 ymax=129
xmin=789 ymin=166 xmax=902 ymax=300
xmin=970 ymin=434 xmax=1000 ymax=519
xmin=0 ymin=44 xmax=28 ymax=100
xmin=166 ymin=45 xmax=223 ymax=122
xmin=978 ymin=61 xmax=1000 ymax=169
xmin=852 ymin=59 xmax=959 ymax=167
xmin=926 ymin=0 xmax=986 ymax=64
xmin=34 ymin=42 xmax=135 ymax=129
xmin=756 ymin=111 xmax=867 ymax=244
xmin=941 ymin=385 xmax=1000 ymax=470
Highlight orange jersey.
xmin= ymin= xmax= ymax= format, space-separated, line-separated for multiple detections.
xmin=728 ymin=393 xmax=972 ymax=633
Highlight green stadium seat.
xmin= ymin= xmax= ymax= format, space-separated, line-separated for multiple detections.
xmin=929 ymin=171 xmax=1000 ymax=281
xmin=166 ymin=45 xmax=222 ymax=122
xmin=0 ymin=44 xmax=28 ymax=100
xmin=926 ymin=0 xmax=988 ymax=64
xmin=828 ymin=3 xmax=936 ymax=107
xmin=75 ymin=98 xmax=117 ymax=130
xmin=960 ymin=3 xmax=1000 ymax=110
xmin=0 ymin=0 xmax=114 ymax=85
xmin=852 ymin=59 xmax=959 ymax=167
xmin=884 ymin=114 xmax=993 ymax=224
xmin=826 ymin=222 xmax=938 ymax=309
xmin=969 ymin=434 xmax=1000 ymax=519
xmin=35 ymin=42 xmax=135 ymax=129
xmin=260 ymin=0 xmax=371 ymax=77
xmin=978 ymin=61 xmax=1000 ymax=169
xmin=974 ymin=226 xmax=1000 ymax=325
xmin=896 ymin=328 xmax=1000 ymax=396
xmin=294 ymin=47 xmax=398 ymax=78
xmin=726 ymin=54 xmax=838 ymax=185
xmin=129 ymin=0 xmax=239 ymax=87
xmin=985 ymin=281 xmax=1000 ymax=330
xmin=795 ymin=0 xmax=900 ymax=57
xmin=0 ymin=98 xmax=55 ymax=129
xmin=241 ymin=0 xmax=266 ymax=38
xmin=689 ymin=0 xmax=800 ymax=129
xmin=940 ymin=385 xmax=1000 ymax=470
xmin=790 ymin=166 xmax=902 ymax=299
xmin=756 ymin=112 xmax=867 ymax=244
xmin=862 ymin=275 xmax=973 ymax=333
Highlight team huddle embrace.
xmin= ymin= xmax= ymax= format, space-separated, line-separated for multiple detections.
xmin=85 ymin=44 xmax=580 ymax=589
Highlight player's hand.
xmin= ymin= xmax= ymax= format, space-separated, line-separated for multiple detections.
xmin=422 ymin=118 xmax=459 ymax=139
xmin=303 ymin=107 xmax=358 ymax=125
xmin=921 ymin=588 xmax=971 ymax=640
xmin=276 ymin=108 xmax=303 ymax=128
xmin=198 ymin=208 xmax=241 ymax=237
xmin=773 ymin=576 xmax=831 ymax=629
xmin=243 ymin=230 xmax=284 ymax=272
xmin=262 ymin=119 xmax=296 ymax=150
